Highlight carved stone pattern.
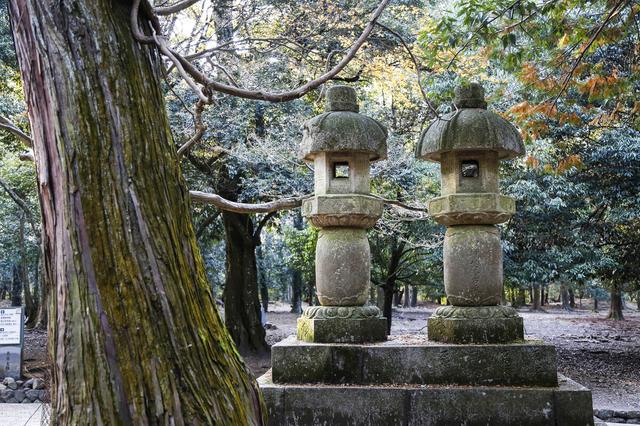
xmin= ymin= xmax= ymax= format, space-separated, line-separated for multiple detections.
xmin=432 ymin=211 xmax=513 ymax=226
xmin=432 ymin=305 xmax=519 ymax=320
xmin=302 ymin=305 xmax=382 ymax=320
xmin=308 ymin=214 xmax=379 ymax=229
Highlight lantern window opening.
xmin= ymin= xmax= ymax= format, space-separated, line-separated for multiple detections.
xmin=333 ymin=161 xmax=350 ymax=179
xmin=461 ymin=160 xmax=479 ymax=178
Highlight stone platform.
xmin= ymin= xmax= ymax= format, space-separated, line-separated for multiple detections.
xmin=272 ymin=335 xmax=557 ymax=386
xmin=259 ymin=335 xmax=594 ymax=425
xmin=259 ymin=372 xmax=593 ymax=425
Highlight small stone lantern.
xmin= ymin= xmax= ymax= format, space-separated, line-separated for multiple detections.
xmin=297 ymin=85 xmax=388 ymax=343
xmin=416 ymin=83 xmax=526 ymax=343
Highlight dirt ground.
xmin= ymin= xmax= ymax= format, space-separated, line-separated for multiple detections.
xmin=247 ymin=301 xmax=640 ymax=412
xmin=21 ymin=301 xmax=640 ymax=412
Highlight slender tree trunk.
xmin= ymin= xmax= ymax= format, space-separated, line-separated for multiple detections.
xmin=561 ymin=284 xmax=572 ymax=310
xmin=290 ymin=213 xmax=303 ymax=314
xmin=593 ymin=296 xmax=599 ymax=312
xmin=410 ymin=286 xmax=418 ymax=307
xmin=11 ymin=264 xmax=21 ymax=307
xmin=382 ymin=282 xmax=394 ymax=334
xmin=540 ymin=286 xmax=545 ymax=306
xmin=403 ymin=283 xmax=410 ymax=307
xmin=532 ymin=284 xmax=541 ymax=311
xmin=222 ymin=212 xmax=268 ymax=354
xmin=19 ymin=213 xmax=38 ymax=326
xmin=256 ymin=246 xmax=269 ymax=313
xmin=607 ymin=283 xmax=624 ymax=320
xmin=568 ymin=288 xmax=576 ymax=309
xmin=10 ymin=1 xmax=265 ymax=423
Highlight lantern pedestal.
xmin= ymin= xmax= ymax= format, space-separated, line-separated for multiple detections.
xmin=296 ymin=306 xmax=387 ymax=343
xmin=427 ymin=305 xmax=524 ymax=344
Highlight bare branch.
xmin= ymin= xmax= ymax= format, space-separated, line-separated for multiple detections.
xmin=154 ymin=0 xmax=201 ymax=16
xmin=135 ymin=0 xmax=391 ymax=102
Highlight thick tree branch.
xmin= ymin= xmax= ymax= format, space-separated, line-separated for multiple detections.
xmin=190 ymin=190 xmax=307 ymax=213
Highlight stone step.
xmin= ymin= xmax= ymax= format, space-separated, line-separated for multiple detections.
xmin=271 ymin=335 xmax=558 ymax=387
xmin=258 ymin=372 xmax=593 ymax=426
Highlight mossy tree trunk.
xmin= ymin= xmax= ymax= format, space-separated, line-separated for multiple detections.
xmin=10 ymin=1 xmax=265 ymax=423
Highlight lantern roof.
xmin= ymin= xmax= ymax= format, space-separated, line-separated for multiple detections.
xmin=300 ymin=86 xmax=387 ymax=161
xmin=416 ymin=83 xmax=525 ymax=162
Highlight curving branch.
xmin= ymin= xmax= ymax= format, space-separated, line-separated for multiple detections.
xmin=134 ymin=0 xmax=391 ymax=102
xmin=0 ymin=115 xmax=33 ymax=147
xmin=190 ymin=190 xmax=430 ymax=215
xmin=189 ymin=190 xmax=307 ymax=213
xmin=154 ymin=0 xmax=201 ymax=16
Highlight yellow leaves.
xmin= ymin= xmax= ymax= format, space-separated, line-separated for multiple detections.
xmin=557 ymin=34 xmax=570 ymax=49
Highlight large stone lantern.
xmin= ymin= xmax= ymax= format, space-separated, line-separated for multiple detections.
xmin=297 ymin=85 xmax=387 ymax=343
xmin=417 ymin=83 xmax=526 ymax=343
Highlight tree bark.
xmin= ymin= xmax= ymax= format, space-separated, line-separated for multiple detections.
xmin=540 ymin=286 xmax=545 ymax=306
xmin=222 ymin=212 xmax=268 ymax=354
xmin=10 ymin=1 xmax=265 ymax=423
xmin=607 ymin=283 xmax=624 ymax=320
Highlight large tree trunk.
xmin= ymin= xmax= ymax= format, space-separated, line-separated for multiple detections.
xmin=607 ymin=283 xmax=624 ymax=320
xmin=9 ymin=1 xmax=265 ymax=424
xmin=222 ymin=212 xmax=268 ymax=354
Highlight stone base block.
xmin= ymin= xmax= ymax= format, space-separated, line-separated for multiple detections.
xmin=428 ymin=305 xmax=524 ymax=343
xmin=258 ymin=373 xmax=594 ymax=426
xmin=296 ymin=306 xmax=387 ymax=343
xmin=271 ymin=335 xmax=557 ymax=387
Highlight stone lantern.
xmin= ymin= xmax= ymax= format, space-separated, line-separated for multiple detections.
xmin=297 ymin=85 xmax=387 ymax=343
xmin=416 ymin=82 xmax=526 ymax=343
